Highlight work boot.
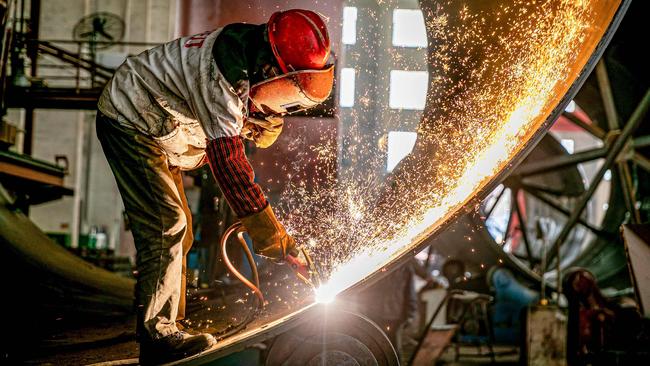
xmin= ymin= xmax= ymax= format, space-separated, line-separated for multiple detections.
xmin=139 ymin=331 xmax=216 ymax=365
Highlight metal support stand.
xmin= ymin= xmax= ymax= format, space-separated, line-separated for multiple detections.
xmin=545 ymin=87 xmax=650 ymax=268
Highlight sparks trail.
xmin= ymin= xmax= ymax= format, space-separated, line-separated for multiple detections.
xmin=264 ymin=0 xmax=612 ymax=301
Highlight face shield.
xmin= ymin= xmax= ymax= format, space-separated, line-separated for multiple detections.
xmin=249 ymin=65 xmax=334 ymax=115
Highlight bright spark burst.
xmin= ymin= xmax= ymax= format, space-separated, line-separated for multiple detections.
xmin=268 ymin=0 xmax=619 ymax=303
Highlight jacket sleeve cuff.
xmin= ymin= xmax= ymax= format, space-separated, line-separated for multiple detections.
xmin=205 ymin=136 xmax=268 ymax=217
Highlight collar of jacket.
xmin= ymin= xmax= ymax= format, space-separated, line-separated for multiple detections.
xmin=212 ymin=23 xmax=278 ymax=89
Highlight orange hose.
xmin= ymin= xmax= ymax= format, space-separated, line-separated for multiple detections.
xmin=220 ymin=222 xmax=265 ymax=305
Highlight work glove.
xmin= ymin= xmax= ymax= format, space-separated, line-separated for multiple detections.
xmin=241 ymin=115 xmax=284 ymax=148
xmin=240 ymin=204 xmax=296 ymax=261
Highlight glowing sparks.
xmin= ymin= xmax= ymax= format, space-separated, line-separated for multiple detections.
xmin=314 ymin=285 xmax=336 ymax=304
xmin=268 ymin=1 xmax=618 ymax=304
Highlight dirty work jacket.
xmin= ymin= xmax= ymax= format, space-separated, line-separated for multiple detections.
xmin=98 ymin=28 xmax=267 ymax=217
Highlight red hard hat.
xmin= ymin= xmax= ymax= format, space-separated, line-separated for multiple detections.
xmin=267 ymin=9 xmax=331 ymax=73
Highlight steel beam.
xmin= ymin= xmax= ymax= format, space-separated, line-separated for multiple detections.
xmin=518 ymin=136 xmax=650 ymax=177
xmin=562 ymin=111 xmax=607 ymax=140
xmin=633 ymin=152 xmax=650 ymax=173
xmin=522 ymin=184 xmax=611 ymax=241
xmin=513 ymin=189 xmax=536 ymax=268
xmin=635 ymin=135 xmax=650 ymax=148
xmin=545 ymin=88 xmax=650 ymax=268
xmin=517 ymin=146 xmax=608 ymax=176
xmin=596 ymin=59 xmax=641 ymax=222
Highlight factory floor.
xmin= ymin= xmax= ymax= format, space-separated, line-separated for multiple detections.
xmin=399 ymin=324 xmax=520 ymax=365
xmin=18 ymin=316 xmax=139 ymax=365
xmin=17 ymin=286 xmax=242 ymax=364
xmin=436 ymin=345 xmax=520 ymax=365
xmin=23 ymin=320 xmax=520 ymax=365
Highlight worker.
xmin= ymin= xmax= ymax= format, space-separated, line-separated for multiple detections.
xmin=355 ymin=259 xmax=419 ymax=363
xmin=95 ymin=9 xmax=332 ymax=364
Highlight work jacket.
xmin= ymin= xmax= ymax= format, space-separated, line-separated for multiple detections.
xmin=99 ymin=28 xmax=243 ymax=171
xmin=98 ymin=26 xmax=272 ymax=217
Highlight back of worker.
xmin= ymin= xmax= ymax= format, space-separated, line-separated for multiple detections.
xmin=99 ymin=29 xmax=243 ymax=170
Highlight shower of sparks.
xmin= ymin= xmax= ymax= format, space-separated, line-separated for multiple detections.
xmin=264 ymin=0 xmax=618 ymax=303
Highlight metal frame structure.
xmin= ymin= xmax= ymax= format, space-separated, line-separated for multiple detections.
xmin=544 ymin=65 xmax=650 ymax=267
xmin=480 ymin=60 xmax=650 ymax=279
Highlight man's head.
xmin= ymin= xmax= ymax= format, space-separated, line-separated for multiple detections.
xmin=248 ymin=9 xmax=334 ymax=116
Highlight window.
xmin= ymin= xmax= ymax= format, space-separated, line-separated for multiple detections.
xmin=339 ymin=68 xmax=356 ymax=107
xmin=392 ymin=9 xmax=427 ymax=48
xmin=389 ymin=70 xmax=428 ymax=110
xmin=560 ymin=138 xmax=575 ymax=154
xmin=564 ymin=100 xmax=576 ymax=113
xmin=342 ymin=7 xmax=358 ymax=45
xmin=386 ymin=131 xmax=418 ymax=172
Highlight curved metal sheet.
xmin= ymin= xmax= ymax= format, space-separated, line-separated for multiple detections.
xmin=0 ymin=185 xmax=134 ymax=311
xmin=320 ymin=0 xmax=629 ymax=298
xmin=178 ymin=1 xmax=631 ymax=362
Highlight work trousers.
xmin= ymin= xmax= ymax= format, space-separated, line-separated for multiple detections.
xmin=96 ymin=112 xmax=194 ymax=340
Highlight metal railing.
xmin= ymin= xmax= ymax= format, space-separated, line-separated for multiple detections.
xmin=6 ymin=26 xmax=162 ymax=92
xmin=21 ymin=38 xmax=160 ymax=91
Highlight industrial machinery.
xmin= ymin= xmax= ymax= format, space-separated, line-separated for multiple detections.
xmin=428 ymin=0 xmax=650 ymax=294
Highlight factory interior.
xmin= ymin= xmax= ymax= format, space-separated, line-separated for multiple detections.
xmin=1 ymin=0 xmax=650 ymax=365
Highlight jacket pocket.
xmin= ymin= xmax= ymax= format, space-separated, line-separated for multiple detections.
xmin=153 ymin=121 xmax=207 ymax=170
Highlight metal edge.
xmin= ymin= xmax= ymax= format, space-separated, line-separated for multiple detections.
xmin=172 ymin=304 xmax=322 ymax=366
xmin=342 ymin=0 xmax=632 ymax=295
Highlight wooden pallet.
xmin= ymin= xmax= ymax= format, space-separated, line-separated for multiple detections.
xmin=411 ymin=324 xmax=458 ymax=365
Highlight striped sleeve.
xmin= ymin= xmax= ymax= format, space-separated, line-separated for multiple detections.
xmin=206 ymin=136 xmax=268 ymax=217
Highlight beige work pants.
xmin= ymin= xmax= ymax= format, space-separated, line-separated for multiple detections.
xmin=96 ymin=112 xmax=193 ymax=340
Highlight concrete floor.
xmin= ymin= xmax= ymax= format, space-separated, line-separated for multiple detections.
xmin=437 ymin=345 xmax=520 ymax=365
xmin=23 ymin=317 xmax=138 ymax=365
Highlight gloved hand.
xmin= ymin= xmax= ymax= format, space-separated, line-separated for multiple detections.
xmin=240 ymin=204 xmax=296 ymax=261
xmin=241 ymin=115 xmax=284 ymax=148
